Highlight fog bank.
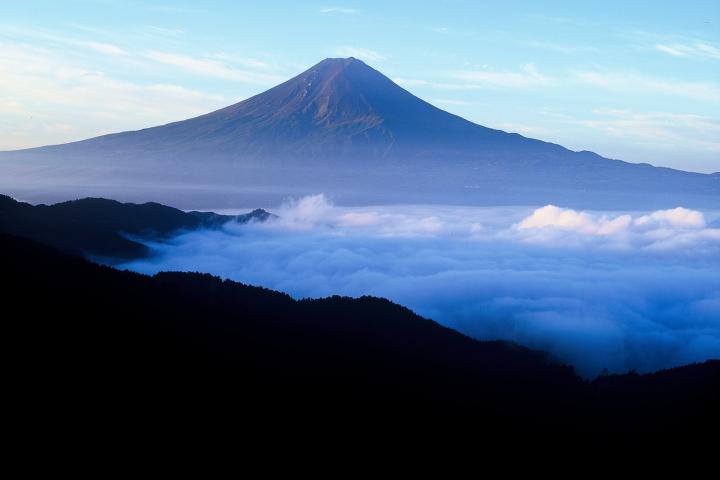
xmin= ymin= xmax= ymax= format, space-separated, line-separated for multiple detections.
xmin=119 ymin=195 xmax=720 ymax=376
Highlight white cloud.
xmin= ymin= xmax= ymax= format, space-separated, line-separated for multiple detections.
xmin=75 ymin=41 xmax=128 ymax=56
xmin=144 ymin=25 xmax=186 ymax=36
xmin=0 ymin=25 xmax=129 ymax=56
xmin=522 ymin=40 xmax=599 ymax=54
xmin=144 ymin=51 xmax=283 ymax=84
xmin=393 ymin=77 xmax=476 ymax=90
xmin=635 ymin=207 xmax=706 ymax=229
xmin=334 ymin=46 xmax=386 ymax=62
xmin=496 ymin=122 xmax=553 ymax=137
xmin=320 ymin=7 xmax=358 ymax=14
xmin=655 ymin=42 xmax=720 ymax=60
xmin=430 ymin=98 xmax=469 ymax=106
xmin=575 ymin=109 xmax=720 ymax=153
xmin=575 ymin=71 xmax=720 ymax=101
xmin=393 ymin=78 xmax=430 ymax=87
xmin=516 ymin=205 xmax=632 ymax=236
xmin=453 ymin=63 xmax=554 ymax=89
xmin=512 ymin=205 xmax=715 ymax=251
xmin=0 ymin=43 xmax=227 ymax=150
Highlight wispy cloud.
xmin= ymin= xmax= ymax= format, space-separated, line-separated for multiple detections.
xmin=521 ymin=40 xmax=599 ymax=54
xmin=146 ymin=5 xmax=204 ymax=14
xmin=207 ymin=53 xmax=270 ymax=70
xmin=453 ymin=64 xmax=554 ymax=89
xmin=320 ymin=7 xmax=357 ymax=14
xmin=393 ymin=78 xmax=431 ymax=87
xmin=0 ymin=43 xmax=226 ymax=150
xmin=67 ymin=23 xmax=110 ymax=35
xmin=497 ymin=122 xmax=554 ymax=137
xmin=431 ymin=98 xmax=469 ymax=107
xmin=334 ymin=46 xmax=385 ymax=62
xmin=655 ymin=42 xmax=720 ymax=60
xmin=0 ymin=25 xmax=129 ymax=57
xmin=144 ymin=51 xmax=283 ymax=84
xmin=575 ymin=71 xmax=720 ymax=101
xmin=75 ymin=40 xmax=128 ymax=56
xmin=394 ymin=77 xmax=499 ymax=91
xmin=576 ymin=109 xmax=720 ymax=153
xmin=144 ymin=25 xmax=186 ymax=37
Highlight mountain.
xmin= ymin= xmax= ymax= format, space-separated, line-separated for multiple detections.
xmin=0 ymin=194 xmax=272 ymax=260
xmin=4 ymin=231 xmax=718 ymax=439
xmin=2 ymin=57 xmax=718 ymax=209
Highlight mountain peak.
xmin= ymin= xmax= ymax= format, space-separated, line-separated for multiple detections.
xmin=301 ymin=56 xmax=382 ymax=83
xmin=316 ymin=56 xmax=366 ymax=66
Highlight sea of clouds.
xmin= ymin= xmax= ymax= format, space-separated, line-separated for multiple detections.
xmin=119 ymin=194 xmax=720 ymax=376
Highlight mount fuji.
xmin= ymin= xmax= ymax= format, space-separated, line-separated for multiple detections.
xmin=2 ymin=57 xmax=717 ymax=208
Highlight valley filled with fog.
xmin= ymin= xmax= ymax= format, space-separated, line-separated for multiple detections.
xmin=119 ymin=195 xmax=720 ymax=377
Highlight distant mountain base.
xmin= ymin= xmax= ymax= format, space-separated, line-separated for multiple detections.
xmin=3 ymin=169 xmax=718 ymax=211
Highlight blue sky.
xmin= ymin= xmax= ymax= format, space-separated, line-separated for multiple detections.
xmin=1 ymin=0 xmax=718 ymax=172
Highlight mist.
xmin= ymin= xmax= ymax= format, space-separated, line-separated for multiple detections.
xmin=119 ymin=195 xmax=720 ymax=376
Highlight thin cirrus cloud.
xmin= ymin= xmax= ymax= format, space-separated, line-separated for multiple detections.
xmin=399 ymin=65 xmax=719 ymax=104
xmin=574 ymin=71 xmax=720 ymax=102
xmin=452 ymin=63 xmax=554 ymax=89
xmin=0 ymin=24 xmax=129 ymax=57
xmin=655 ymin=42 xmax=720 ymax=60
xmin=0 ymin=42 xmax=227 ymax=149
xmin=431 ymin=98 xmax=470 ymax=107
xmin=144 ymin=51 xmax=284 ymax=84
xmin=576 ymin=109 xmax=720 ymax=154
xmin=320 ymin=7 xmax=358 ymax=14
xmin=75 ymin=40 xmax=128 ymax=56
xmin=119 ymin=195 xmax=720 ymax=377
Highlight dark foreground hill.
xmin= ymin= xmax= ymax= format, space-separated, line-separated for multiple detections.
xmin=2 ymin=57 xmax=718 ymax=209
xmin=3 ymin=232 xmax=718 ymax=442
xmin=0 ymin=194 xmax=271 ymax=260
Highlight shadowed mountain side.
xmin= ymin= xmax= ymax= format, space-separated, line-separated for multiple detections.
xmin=592 ymin=362 xmax=720 ymax=433
xmin=3 ymin=232 xmax=718 ymax=438
xmin=2 ymin=58 xmax=717 ymax=209
xmin=0 ymin=194 xmax=272 ymax=260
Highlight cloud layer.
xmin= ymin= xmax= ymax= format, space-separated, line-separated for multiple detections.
xmin=119 ymin=195 xmax=720 ymax=376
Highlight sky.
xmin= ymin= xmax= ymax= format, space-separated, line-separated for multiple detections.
xmin=1 ymin=0 xmax=718 ymax=172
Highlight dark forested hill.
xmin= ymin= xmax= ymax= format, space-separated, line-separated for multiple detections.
xmin=3 ymin=232 xmax=718 ymax=440
xmin=0 ymin=194 xmax=271 ymax=260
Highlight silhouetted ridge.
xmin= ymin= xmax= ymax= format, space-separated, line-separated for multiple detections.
xmin=0 ymin=194 xmax=272 ymax=260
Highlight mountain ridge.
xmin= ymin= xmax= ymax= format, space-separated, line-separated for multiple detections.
xmin=0 ymin=194 xmax=272 ymax=260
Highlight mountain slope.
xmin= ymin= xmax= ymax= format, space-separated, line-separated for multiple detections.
xmin=2 ymin=58 xmax=717 ymax=209
xmin=0 ymin=194 xmax=271 ymax=260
